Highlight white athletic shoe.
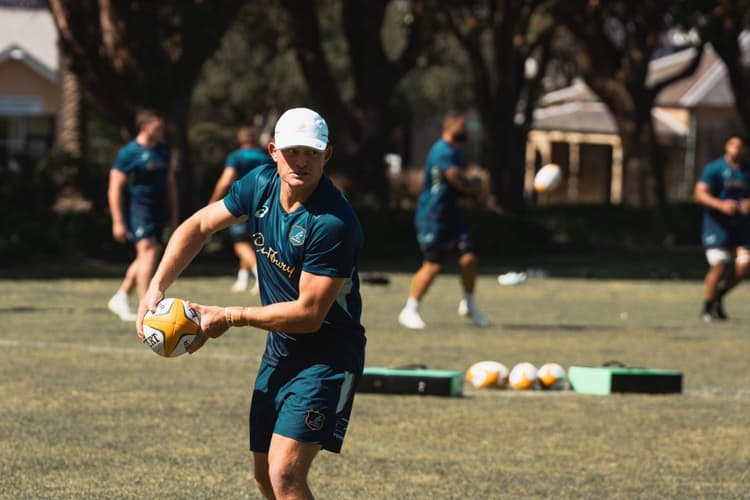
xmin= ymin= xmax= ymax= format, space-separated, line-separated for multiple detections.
xmin=398 ymin=307 xmax=426 ymax=330
xmin=107 ymin=293 xmax=136 ymax=322
xmin=458 ymin=299 xmax=490 ymax=327
xmin=231 ymin=279 xmax=248 ymax=292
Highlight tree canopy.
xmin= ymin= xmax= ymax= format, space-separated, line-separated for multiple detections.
xmin=45 ymin=0 xmax=750 ymax=213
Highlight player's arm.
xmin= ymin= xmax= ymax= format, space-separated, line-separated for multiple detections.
xmin=136 ymin=201 xmax=241 ymax=338
xmin=107 ymin=168 xmax=129 ymax=243
xmin=693 ymin=181 xmax=737 ymax=216
xmin=230 ymin=272 xmax=344 ymax=333
xmin=444 ymin=166 xmax=481 ymax=196
xmin=186 ymin=273 xmax=346 ymax=354
xmin=208 ymin=168 xmax=237 ymax=204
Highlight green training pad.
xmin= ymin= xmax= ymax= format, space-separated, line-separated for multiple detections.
xmin=358 ymin=367 xmax=464 ymax=397
xmin=568 ymin=365 xmax=683 ymax=395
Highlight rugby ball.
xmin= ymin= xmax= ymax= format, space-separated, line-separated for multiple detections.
xmin=142 ymin=298 xmax=200 ymax=358
xmin=538 ymin=362 xmax=567 ymax=390
xmin=466 ymin=361 xmax=509 ymax=389
xmin=508 ymin=362 xmax=538 ymax=390
xmin=533 ymin=163 xmax=562 ymax=192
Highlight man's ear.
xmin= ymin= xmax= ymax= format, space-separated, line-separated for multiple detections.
xmin=268 ymin=141 xmax=279 ymax=158
xmin=323 ymin=146 xmax=333 ymax=163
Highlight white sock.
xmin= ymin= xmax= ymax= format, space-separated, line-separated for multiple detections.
xmin=251 ymin=265 xmax=258 ymax=279
xmin=237 ymin=269 xmax=249 ymax=282
xmin=405 ymin=297 xmax=420 ymax=312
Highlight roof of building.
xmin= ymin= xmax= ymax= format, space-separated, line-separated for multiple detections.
xmin=539 ymin=45 xmax=734 ymax=109
xmin=0 ymin=6 xmax=58 ymax=82
xmin=532 ymin=101 xmax=688 ymax=138
xmin=533 ymin=44 xmax=736 ymax=138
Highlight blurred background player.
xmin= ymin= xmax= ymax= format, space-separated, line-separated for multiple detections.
xmin=693 ymin=135 xmax=750 ymax=322
xmin=398 ymin=111 xmax=490 ymax=330
xmin=107 ymin=110 xmax=178 ymax=321
xmin=208 ymin=125 xmax=272 ymax=293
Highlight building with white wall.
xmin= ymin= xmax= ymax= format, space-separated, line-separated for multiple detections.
xmin=0 ymin=5 xmax=59 ymax=172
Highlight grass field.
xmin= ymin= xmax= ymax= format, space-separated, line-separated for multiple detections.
xmin=1 ymin=269 xmax=749 ymax=499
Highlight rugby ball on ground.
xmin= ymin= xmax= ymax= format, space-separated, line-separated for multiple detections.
xmin=533 ymin=163 xmax=562 ymax=192
xmin=508 ymin=362 xmax=538 ymax=390
xmin=466 ymin=361 xmax=509 ymax=389
xmin=537 ymin=363 xmax=567 ymax=390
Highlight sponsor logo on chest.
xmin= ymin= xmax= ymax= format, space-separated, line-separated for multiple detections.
xmin=252 ymin=232 xmax=297 ymax=279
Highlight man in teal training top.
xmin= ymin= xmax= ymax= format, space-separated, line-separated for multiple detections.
xmin=136 ymin=107 xmax=365 ymax=500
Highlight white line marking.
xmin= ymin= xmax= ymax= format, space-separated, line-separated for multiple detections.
xmin=0 ymin=338 xmax=256 ymax=362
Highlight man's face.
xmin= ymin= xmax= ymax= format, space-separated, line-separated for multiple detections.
xmin=447 ymin=117 xmax=467 ymax=144
xmin=144 ymin=119 xmax=165 ymax=143
xmin=725 ymin=137 xmax=744 ymax=161
xmin=270 ymin=143 xmax=331 ymax=189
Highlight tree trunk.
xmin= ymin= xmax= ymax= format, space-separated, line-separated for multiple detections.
xmin=481 ymin=116 xmax=526 ymax=213
xmin=344 ymin=105 xmax=390 ymax=206
xmin=613 ymin=111 xmax=667 ymax=208
xmin=645 ymin=119 xmax=667 ymax=208
xmin=56 ymin=61 xmax=83 ymax=160
xmin=167 ymin=92 xmax=195 ymax=219
xmin=705 ymin=0 xmax=750 ymax=137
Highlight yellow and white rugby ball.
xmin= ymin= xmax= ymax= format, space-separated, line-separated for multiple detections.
xmin=466 ymin=361 xmax=509 ymax=389
xmin=142 ymin=298 xmax=200 ymax=358
xmin=508 ymin=362 xmax=538 ymax=390
xmin=538 ymin=362 xmax=567 ymax=390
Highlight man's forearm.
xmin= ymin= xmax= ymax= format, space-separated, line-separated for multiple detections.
xmin=224 ymin=301 xmax=325 ymax=334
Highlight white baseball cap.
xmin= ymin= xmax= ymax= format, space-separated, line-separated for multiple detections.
xmin=273 ymin=107 xmax=329 ymax=152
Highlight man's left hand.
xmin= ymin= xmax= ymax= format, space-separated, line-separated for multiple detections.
xmin=185 ymin=301 xmax=230 ymax=354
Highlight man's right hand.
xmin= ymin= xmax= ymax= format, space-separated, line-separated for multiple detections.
xmin=136 ymin=286 xmax=165 ymax=341
xmin=717 ymin=199 xmax=739 ymax=216
xmin=112 ymin=221 xmax=128 ymax=243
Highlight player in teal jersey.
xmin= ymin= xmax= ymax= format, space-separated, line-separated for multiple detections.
xmin=208 ymin=125 xmax=272 ymax=294
xmin=398 ymin=111 xmax=490 ymax=329
xmin=107 ymin=110 xmax=178 ymax=321
xmin=136 ymin=108 xmax=365 ymax=499
xmin=693 ymin=135 xmax=750 ymax=322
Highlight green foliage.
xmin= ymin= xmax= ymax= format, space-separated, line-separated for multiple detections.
xmin=396 ymin=30 xmax=474 ymax=123
xmin=188 ymin=122 xmax=236 ymax=202
xmin=190 ymin=2 xmax=309 ymax=124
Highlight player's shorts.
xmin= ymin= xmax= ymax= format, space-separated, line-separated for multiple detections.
xmin=249 ymin=360 xmax=360 ymax=454
xmin=415 ymin=219 xmax=473 ymax=263
xmin=228 ymin=220 xmax=251 ymax=243
xmin=126 ymin=204 xmax=165 ymax=242
xmin=701 ymin=220 xmax=750 ymax=250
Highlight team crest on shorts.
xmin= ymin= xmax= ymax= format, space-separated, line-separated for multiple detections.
xmin=289 ymin=225 xmax=307 ymax=246
xmin=305 ymin=410 xmax=325 ymax=431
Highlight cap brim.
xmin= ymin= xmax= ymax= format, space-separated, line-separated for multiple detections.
xmin=275 ymin=133 xmax=327 ymax=152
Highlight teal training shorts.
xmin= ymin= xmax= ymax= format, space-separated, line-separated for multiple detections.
xmin=249 ymin=360 xmax=360 ymax=454
xmin=126 ymin=203 xmax=165 ymax=242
